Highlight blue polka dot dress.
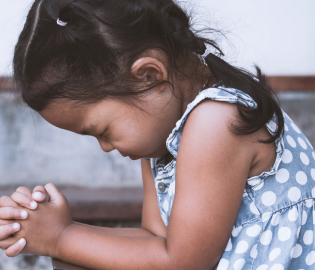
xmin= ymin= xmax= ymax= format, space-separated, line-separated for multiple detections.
xmin=145 ymin=84 xmax=315 ymax=270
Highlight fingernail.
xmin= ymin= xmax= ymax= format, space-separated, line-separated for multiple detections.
xmin=20 ymin=210 xmax=28 ymax=219
xmin=12 ymin=223 xmax=20 ymax=231
xmin=30 ymin=201 xmax=37 ymax=209
xmin=19 ymin=238 xmax=26 ymax=245
xmin=33 ymin=192 xmax=43 ymax=200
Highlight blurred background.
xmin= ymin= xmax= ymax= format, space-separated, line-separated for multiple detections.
xmin=0 ymin=0 xmax=314 ymax=269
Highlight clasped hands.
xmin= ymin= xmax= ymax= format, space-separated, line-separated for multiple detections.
xmin=0 ymin=184 xmax=73 ymax=258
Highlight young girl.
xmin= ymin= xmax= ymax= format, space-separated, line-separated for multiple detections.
xmin=0 ymin=0 xmax=314 ymax=269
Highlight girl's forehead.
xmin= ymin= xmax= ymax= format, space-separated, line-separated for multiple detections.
xmin=39 ymin=101 xmax=90 ymax=131
xmin=38 ymin=99 xmax=137 ymax=132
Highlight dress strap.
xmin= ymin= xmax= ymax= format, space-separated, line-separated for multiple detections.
xmin=166 ymin=86 xmax=258 ymax=159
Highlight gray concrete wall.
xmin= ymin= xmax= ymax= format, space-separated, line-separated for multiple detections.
xmin=0 ymin=93 xmax=142 ymax=188
xmin=278 ymin=92 xmax=315 ymax=147
xmin=1 ymin=92 xmax=314 ymax=191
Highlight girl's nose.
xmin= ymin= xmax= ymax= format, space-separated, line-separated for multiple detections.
xmin=98 ymin=139 xmax=115 ymax=153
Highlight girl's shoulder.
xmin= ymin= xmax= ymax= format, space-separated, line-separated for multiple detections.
xmin=166 ymin=83 xmax=260 ymax=160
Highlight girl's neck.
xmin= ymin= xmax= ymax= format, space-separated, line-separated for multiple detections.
xmin=177 ymin=59 xmax=216 ymax=116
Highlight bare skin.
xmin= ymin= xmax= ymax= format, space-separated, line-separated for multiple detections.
xmin=0 ymin=49 xmax=276 ymax=268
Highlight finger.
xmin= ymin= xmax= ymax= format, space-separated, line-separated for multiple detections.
xmin=0 ymin=236 xmax=18 ymax=250
xmin=15 ymin=187 xmax=32 ymax=197
xmin=0 ymin=223 xmax=20 ymax=240
xmin=32 ymin=185 xmax=50 ymax=202
xmin=11 ymin=192 xmax=37 ymax=210
xmin=45 ymin=183 xmax=65 ymax=204
xmin=5 ymin=238 xmax=26 ymax=257
xmin=0 ymin=207 xmax=28 ymax=220
xmin=0 ymin=196 xmax=19 ymax=208
xmin=0 ymin=220 xmax=14 ymax=226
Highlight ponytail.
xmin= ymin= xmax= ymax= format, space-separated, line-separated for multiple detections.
xmin=167 ymin=13 xmax=284 ymax=143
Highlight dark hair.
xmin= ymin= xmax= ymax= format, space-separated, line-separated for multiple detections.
xmin=13 ymin=0 xmax=283 ymax=143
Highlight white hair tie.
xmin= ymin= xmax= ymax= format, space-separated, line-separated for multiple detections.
xmin=57 ymin=18 xmax=67 ymax=26
xmin=201 ymin=47 xmax=211 ymax=59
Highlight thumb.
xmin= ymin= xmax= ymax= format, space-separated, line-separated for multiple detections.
xmin=44 ymin=183 xmax=66 ymax=205
xmin=32 ymin=185 xmax=50 ymax=202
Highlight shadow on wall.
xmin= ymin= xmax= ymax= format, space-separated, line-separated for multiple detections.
xmin=0 ymin=93 xmax=142 ymax=188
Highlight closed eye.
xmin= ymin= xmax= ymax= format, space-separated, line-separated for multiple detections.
xmin=100 ymin=129 xmax=108 ymax=139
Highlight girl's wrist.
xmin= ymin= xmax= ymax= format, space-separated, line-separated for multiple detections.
xmin=53 ymin=221 xmax=76 ymax=259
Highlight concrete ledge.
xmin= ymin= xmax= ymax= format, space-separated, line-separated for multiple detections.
xmin=1 ymin=76 xmax=315 ymax=92
xmin=0 ymin=187 xmax=143 ymax=221
xmin=267 ymin=76 xmax=315 ymax=91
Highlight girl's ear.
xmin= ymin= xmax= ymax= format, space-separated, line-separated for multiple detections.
xmin=130 ymin=57 xmax=168 ymax=90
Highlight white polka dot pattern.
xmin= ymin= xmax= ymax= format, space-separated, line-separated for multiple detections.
xmin=225 ymin=238 xmax=232 ymax=251
xmin=303 ymin=230 xmax=313 ymax=245
xmin=291 ymin=122 xmax=301 ymax=134
xmin=300 ymin=152 xmax=310 ymax=165
xmin=288 ymin=207 xmax=298 ymax=222
xmin=270 ymin=264 xmax=284 ymax=270
xmin=235 ymin=241 xmax=248 ymax=254
xmin=269 ymin=248 xmax=281 ymax=261
xmin=246 ymin=225 xmax=261 ymax=237
xmin=149 ymin=87 xmax=315 ymax=270
xmin=217 ymin=258 xmax=229 ymax=270
xmin=256 ymin=265 xmax=268 ymax=270
xmin=290 ymin=244 xmax=302 ymax=258
xmin=250 ymin=202 xmax=260 ymax=215
xmin=250 ymin=244 xmax=258 ymax=259
xmin=233 ymin=259 xmax=245 ymax=270
xmin=286 ymin=135 xmax=296 ymax=148
xmin=261 ymin=191 xmax=277 ymax=206
xmin=282 ymin=149 xmax=293 ymax=163
xmin=260 ymin=230 xmax=273 ymax=245
xmin=271 ymin=213 xmax=280 ymax=226
xmin=298 ymin=137 xmax=307 ymax=149
xmin=278 ymin=227 xmax=291 ymax=241
xmin=296 ymin=171 xmax=308 ymax=185
xmin=306 ymin=251 xmax=315 ymax=266
xmin=276 ymin=169 xmax=290 ymax=183
xmin=288 ymin=187 xmax=301 ymax=202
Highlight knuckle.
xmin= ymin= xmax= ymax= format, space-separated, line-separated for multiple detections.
xmin=0 ymin=196 xmax=11 ymax=206
xmin=3 ymin=224 xmax=11 ymax=233
xmin=45 ymin=183 xmax=53 ymax=189
xmin=0 ymin=225 xmax=12 ymax=237
xmin=16 ymin=186 xmax=28 ymax=193
xmin=0 ymin=220 xmax=9 ymax=226
xmin=10 ymin=192 xmax=18 ymax=200
xmin=8 ymin=208 xmax=18 ymax=218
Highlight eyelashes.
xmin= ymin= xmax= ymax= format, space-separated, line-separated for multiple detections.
xmin=99 ymin=128 xmax=108 ymax=139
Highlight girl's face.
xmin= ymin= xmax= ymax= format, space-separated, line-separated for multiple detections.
xmin=39 ymin=90 xmax=183 ymax=160
xmin=39 ymin=51 xmax=210 ymax=160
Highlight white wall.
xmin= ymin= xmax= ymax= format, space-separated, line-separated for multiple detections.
xmin=0 ymin=0 xmax=314 ymax=76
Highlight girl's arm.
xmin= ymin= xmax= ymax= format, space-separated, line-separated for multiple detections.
xmin=3 ymin=159 xmax=165 ymax=240
xmin=73 ymin=158 xmax=167 ymax=238
xmin=52 ymin=101 xmax=256 ymax=270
